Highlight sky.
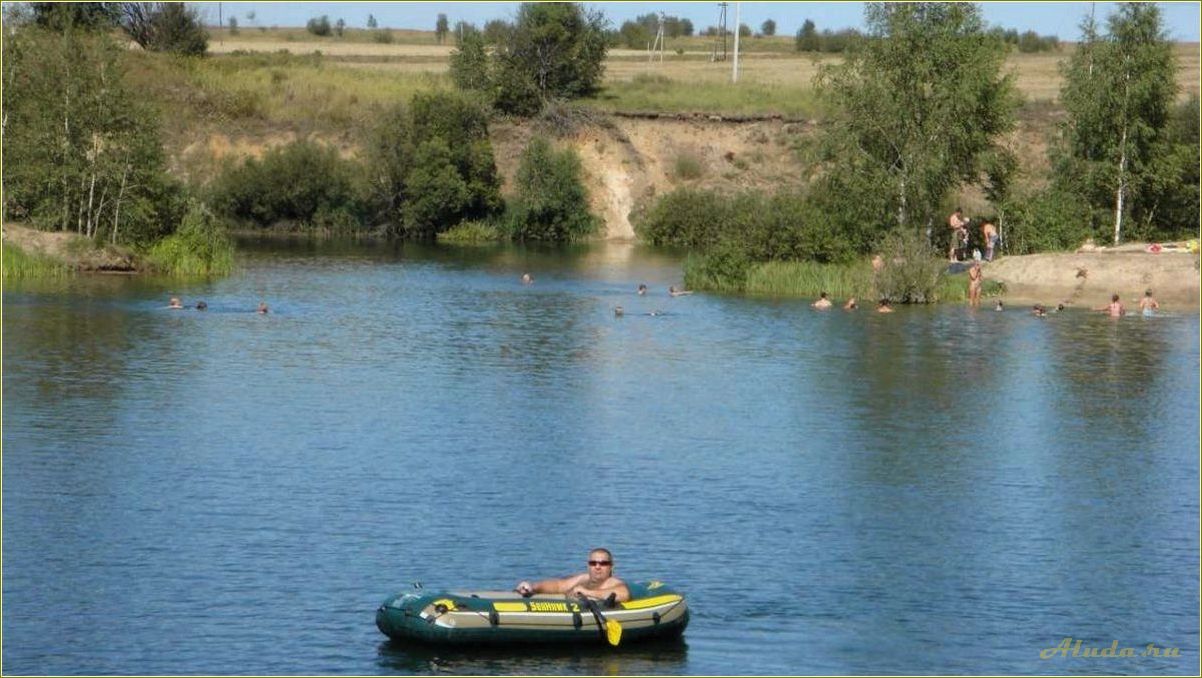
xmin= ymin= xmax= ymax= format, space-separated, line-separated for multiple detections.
xmin=189 ymin=2 xmax=1202 ymax=42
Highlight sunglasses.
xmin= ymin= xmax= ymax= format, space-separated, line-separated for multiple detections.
xmin=587 ymin=560 xmax=612 ymax=567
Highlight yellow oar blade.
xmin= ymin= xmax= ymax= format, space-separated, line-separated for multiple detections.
xmin=606 ymin=619 xmax=622 ymax=646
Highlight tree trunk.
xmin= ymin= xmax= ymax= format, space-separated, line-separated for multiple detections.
xmin=1114 ymin=136 xmax=1127 ymax=245
xmin=111 ymin=166 xmax=129 ymax=245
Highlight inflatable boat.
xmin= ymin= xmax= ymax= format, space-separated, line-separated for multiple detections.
xmin=376 ymin=581 xmax=688 ymax=645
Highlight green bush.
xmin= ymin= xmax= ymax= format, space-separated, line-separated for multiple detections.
xmin=683 ymin=241 xmax=754 ymax=293
xmin=636 ymin=187 xmax=860 ymax=263
xmin=437 ymin=220 xmax=503 ymax=243
xmin=672 ymin=152 xmax=704 ymax=181
xmin=363 ymin=92 xmax=502 ymax=236
xmin=145 ymin=203 xmax=234 ymax=276
xmin=209 ymin=140 xmax=365 ymax=230
xmin=1000 ymin=188 xmax=1092 ymax=254
xmin=874 ymin=229 xmax=946 ymax=303
xmin=306 ymin=16 xmax=331 ymax=37
xmin=505 ymin=136 xmax=599 ymax=241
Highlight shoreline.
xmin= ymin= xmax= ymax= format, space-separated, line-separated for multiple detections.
xmin=5 ymin=223 xmax=1199 ymax=312
xmin=982 ymin=250 xmax=1200 ymax=313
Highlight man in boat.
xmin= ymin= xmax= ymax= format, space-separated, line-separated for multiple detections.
xmin=514 ymin=548 xmax=631 ymax=603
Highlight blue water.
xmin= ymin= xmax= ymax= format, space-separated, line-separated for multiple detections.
xmin=3 ymin=240 xmax=1198 ymax=675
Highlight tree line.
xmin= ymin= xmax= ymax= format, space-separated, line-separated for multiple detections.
xmin=638 ymin=2 xmax=1196 ymax=293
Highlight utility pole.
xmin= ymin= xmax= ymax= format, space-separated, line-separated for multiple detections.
xmin=648 ymin=11 xmax=665 ymax=63
xmin=731 ymin=2 xmax=741 ymax=83
xmin=714 ymin=2 xmax=728 ymax=61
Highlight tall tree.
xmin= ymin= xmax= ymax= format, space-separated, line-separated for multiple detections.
xmin=1056 ymin=3 xmax=1177 ymax=243
xmin=492 ymin=2 xmax=608 ymax=113
xmin=795 ymin=19 xmax=819 ymax=51
xmin=817 ymin=2 xmax=1018 ymax=235
xmin=2 ymin=26 xmax=180 ymax=243
xmin=435 ymin=13 xmax=449 ymax=43
xmin=761 ymin=19 xmax=776 ymax=37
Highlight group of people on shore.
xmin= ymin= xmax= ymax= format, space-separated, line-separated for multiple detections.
xmin=948 ymin=207 xmax=999 ymax=263
xmin=168 ymin=297 xmax=269 ymax=314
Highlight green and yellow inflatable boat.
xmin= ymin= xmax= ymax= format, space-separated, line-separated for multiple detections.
xmin=376 ymin=581 xmax=688 ymax=645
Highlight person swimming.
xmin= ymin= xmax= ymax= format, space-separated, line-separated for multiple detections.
xmin=812 ymin=292 xmax=833 ymax=310
xmin=168 ymin=297 xmax=183 ymax=309
xmin=614 ymin=305 xmax=624 ymax=317
xmin=521 ymin=273 xmax=533 ymax=285
xmin=1139 ymin=290 xmax=1159 ymax=317
xmin=668 ymin=285 xmax=693 ymax=297
xmin=257 ymin=301 xmax=269 ymax=315
xmin=637 ymin=284 xmax=647 ymax=296
xmin=195 ymin=300 xmax=208 ymax=311
xmin=843 ymin=297 xmax=858 ymax=310
xmin=877 ymin=298 xmax=894 ymax=313
xmin=994 ymin=300 xmax=1004 ymax=311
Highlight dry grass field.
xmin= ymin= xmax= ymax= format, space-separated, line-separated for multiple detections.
xmin=210 ymin=30 xmax=1199 ymax=110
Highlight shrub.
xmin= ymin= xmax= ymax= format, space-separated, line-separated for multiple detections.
xmin=145 ymin=203 xmax=234 ymax=276
xmin=209 ymin=140 xmax=365 ymax=230
xmin=372 ymin=29 xmax=393 ymax=44
xmin=306 ymin=15 xmax=331 ymax=36
xmin=506 ymin=136 xmax=599 ymax=241
xmin=874 ymin=229 xmax=946 ymax=303
xmin=363 ymin=92 xmax=503 ymax=235
xmin=683 ymin=241 xmax=753 ymax=293
xmin=672 ymin=152 xmax=704 ymax=181
xmin=437 ymin=220 xmax=503 ymax=244
xmin=1000 ymin=188 xmax=1092 ymax=254
xmin=121 ymin=3 xmax=208 ymax=56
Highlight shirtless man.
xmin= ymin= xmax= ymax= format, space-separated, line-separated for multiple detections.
xmin=515 ymin=548 xmax=631 ymax=602
xmin=168 ymin=297 xmax=184 ymax=309
xmin=981 ymin=221 xmax=999 ymax=261
xmin=877 ymin=298 xmax=895 ymax=313
xmin=948 ymin=208 xmax=969 ymax=262
xmin=812 ymin=292 xmax=833 ymax=310
xmin=1138 ymin=290 xmax=1159 ymax=316
xmin=967 ymin=261 xmax=982 ymax=307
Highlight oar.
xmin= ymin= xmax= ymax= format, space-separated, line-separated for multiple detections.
xmin=577 ymin=593 xmax=622 ymax=646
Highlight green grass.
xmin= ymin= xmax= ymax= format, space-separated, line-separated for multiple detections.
xmin=737 ymin=259 xmax=1004 ymax=303
xmin=437 ymin=220 xmax=503 ymax=244
xmin=2 ymin=243 xmax=73 ymax=281
xmin=126 ymin=51 xmax=451 ymax=143
xmin=584 ymin=75 xmax=824 ymax=118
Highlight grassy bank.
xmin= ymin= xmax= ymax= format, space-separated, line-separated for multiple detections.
xmin=691 ymin=258 xmax=1004 ymax=303
xmin=2 ymin=243 xmax=73 ymax=281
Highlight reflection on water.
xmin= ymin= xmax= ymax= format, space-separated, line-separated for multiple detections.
xmin=3 ymin=239 xmax=1198 ymax=675
xmin=376 ymin=638 xmax=689 ymax=675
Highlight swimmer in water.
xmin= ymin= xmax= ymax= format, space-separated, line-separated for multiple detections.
xmin=1138 ymin=290 xmax=1159 ymax=317
xmin=168 ymin=297 xmax=183 ymax=309
xmin=257 ymin=301 xmax=269 ymax=315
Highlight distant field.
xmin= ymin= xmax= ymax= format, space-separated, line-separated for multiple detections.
xmin=207 ymin=29 xmax=1199 ymax=114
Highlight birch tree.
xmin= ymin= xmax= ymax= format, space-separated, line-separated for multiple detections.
xmin=816 ymin=3 xmax=1018 ymax=238
xmin=1057 ymin=3 xmax=1176 ymax=244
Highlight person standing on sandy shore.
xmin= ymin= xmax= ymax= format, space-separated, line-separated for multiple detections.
xmin=981 ymin=221 xmax=998 ymax=261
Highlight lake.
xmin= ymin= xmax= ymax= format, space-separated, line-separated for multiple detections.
xmin=3 ymin=239 xmax=1198 ymax=675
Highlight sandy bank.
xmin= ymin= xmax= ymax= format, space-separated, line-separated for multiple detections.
xmin=983 ymin=248 xmax=1200 ymax=312
xmin=2 ymin=223 xmax=140 ymax=272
